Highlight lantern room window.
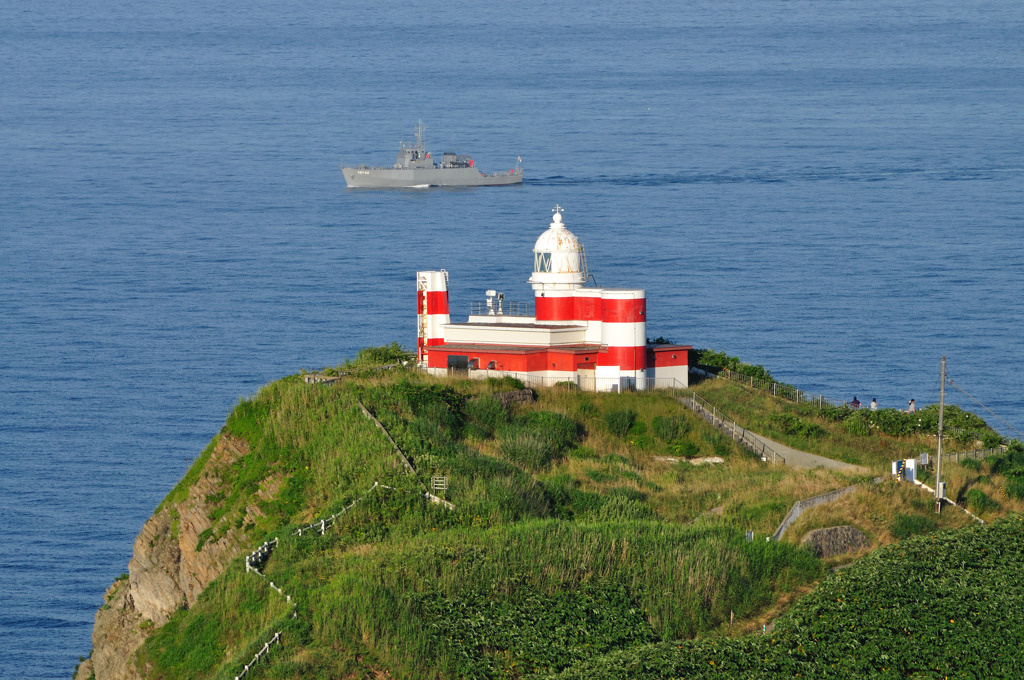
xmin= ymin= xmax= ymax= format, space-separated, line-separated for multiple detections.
xmin=534 ymin=251 xmax=552 ymax=273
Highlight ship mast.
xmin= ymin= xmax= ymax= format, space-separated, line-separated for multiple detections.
xmin=415 ymin=120 xmax=426 ymax=149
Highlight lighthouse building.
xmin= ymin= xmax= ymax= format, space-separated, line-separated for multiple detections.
xmin=418 ymin=207 xmax=690 ymax=391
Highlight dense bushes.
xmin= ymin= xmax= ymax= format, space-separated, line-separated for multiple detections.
xmin=965 ymin=488 xmax=1000 ymax=513
xmin=693 ymin=348 xmax=778 ymax=383
xmin=301 ymin=521 xmax=820 ymax=679
xmin=498 ymin=411 xmax=580 ymax=471
xmin=768 ymin=413 xmax=825 ymax=439
xmin=544 ymin=516 xmax=1024 ymax=679
xmin=651 ymin=414 xmax=690 ymax=443
xmin=889 ymin=513 xmax=938 ymax=539
xmin=985 ymin=441 xmax=1024 ymax=500
xmin=464 ymin=394 xmax=509 ymax=438
xmin=837 ymin=404 xmax=1003 ymax=444
xmin=604 ymin=409 xmax=637 ymax=438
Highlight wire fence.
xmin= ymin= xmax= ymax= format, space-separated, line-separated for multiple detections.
xmin=701 ymin=367 xmax=848 ymax=408
xmin=448 ymin=368 xmax=687 ymax=396
xmin=936 ymin=446 xmax=1007 ymax=466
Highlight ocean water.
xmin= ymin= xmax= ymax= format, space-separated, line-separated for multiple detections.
xmin=1 ymin=1 xmax=1022 ymax=677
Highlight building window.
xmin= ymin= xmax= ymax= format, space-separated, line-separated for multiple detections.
xmin=487 ymin=360 xmax=496 ymax=370
xmin=534 ymin=251 xmax=552 ymax=273
xmin=447 ymin=355 xmax=468 ymax=370
xmin=469 ymin=358 xmax=480 ymax=370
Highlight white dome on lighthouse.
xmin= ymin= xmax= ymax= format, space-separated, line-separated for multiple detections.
xmin=529 ymin=206 xmax=587 ymax=290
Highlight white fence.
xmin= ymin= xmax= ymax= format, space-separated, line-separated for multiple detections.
xmin=234 ymin=400 xmax=456 ymax=678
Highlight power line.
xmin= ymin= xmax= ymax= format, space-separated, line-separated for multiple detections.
xmin=945 ymin=375 xmax=1023 ymax=440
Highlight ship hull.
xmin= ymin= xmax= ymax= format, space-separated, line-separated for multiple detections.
xmin=342 ymin=166 xmax=522 ymax=188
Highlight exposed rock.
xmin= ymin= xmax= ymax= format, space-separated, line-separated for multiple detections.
xmin=128 ymin=511 xmax=185 ymax=625
xmin=495 ymin=388 xmax=536 ymax=408
xmin=91 ymin=435 xmax=263 ymax=679
xmin=73 ymin=658 xmax=93 ymax=680
xmin=800 ymin=525 xmax=871 ymax=558
xmin=90 ymin=579 xmax=145 ymax=680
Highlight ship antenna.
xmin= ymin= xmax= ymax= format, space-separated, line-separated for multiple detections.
xmin=415 ymin=120 xmax=426 ymax=148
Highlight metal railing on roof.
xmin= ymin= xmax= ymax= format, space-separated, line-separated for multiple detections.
xmin=469 ymin=300 xmax=532 ymax=317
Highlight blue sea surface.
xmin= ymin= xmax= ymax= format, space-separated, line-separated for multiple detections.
xmin=1 ymin=1 xmax=1022 ymax=677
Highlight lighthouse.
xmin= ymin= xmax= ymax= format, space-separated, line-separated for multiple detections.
xmin=419 ymin=207 xmax=690 ymax=391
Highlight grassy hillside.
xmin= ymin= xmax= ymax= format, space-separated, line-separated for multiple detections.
xmin=543 ymin=515 xmax=1024 ymax=679
xmin=129 ymin=350 xmax=1020 ymax=678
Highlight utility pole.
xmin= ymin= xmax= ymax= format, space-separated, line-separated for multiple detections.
xmin=935 ymin=356 xmax=946 ymax=514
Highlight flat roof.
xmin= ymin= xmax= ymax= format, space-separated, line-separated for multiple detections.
xmin=430 ymin=343 xmax=603 ymax=355
xmin=446 ymin=322 xmax=587 ymax=331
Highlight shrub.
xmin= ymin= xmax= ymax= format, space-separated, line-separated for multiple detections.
xmin=519 ymin=411 xmax=579 ymax=452
xmin=485 ymin=376 xmax=525 ymax=391
xmin=960 ymin=457 xmax=982 ymax=472
xmin=651 ymin=415 xmax=691 ymax=442
xmin=981 ymin=431 xmax=1005 ymax=448
xmin=768 ymin=413 xmax=825 ymax=439
xmin=604 ymin=409 xmax=637 ymax=438
xmin=842 ymin=411 xmax=870 ymax=436
xmin=567 ymin=446 xmax=597 ymax=460
xmin=499 ymin=431 xmax=554 ymax=471
xmin=464 ymin=395 xmax=508 ymax=437
xmin=693 ymin=348 xmax=778 ymax=383
xmin=965 ymin=489 xmax=1000 ymax=514
xmin=670 ymin=440 xmax=700 ymax=458
xmin=497 ymin=411 xmax=579 ymax=471
xmin=593 ymin=495 xmax=656 ymax=521
xmin=890 ymin=513 xmax=938 ymax=539
xmin=346 ymin=342 xmax=412 ymax=368
xmin=628 ymin=433 xmax=654 ymax=449
xmin=817 ymin=403 xmax=853 ymax=422
xmin=1005 ymin=477 xmax=1024 ymax=501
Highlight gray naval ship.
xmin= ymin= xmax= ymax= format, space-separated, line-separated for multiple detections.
xmin=341 ymin=122 xmax=522 ymax=188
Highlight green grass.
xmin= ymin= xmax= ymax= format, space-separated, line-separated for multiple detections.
xmin=138 ymin=567 xmax=295 ymax=680
xmin=691 ymin=379 xmax=999 ymax=470
xmin=127 ymin=352 xmax=1022 ymax=679
xmin=541 ymin=515 xmax=1024 ymax=679
xmin=263 ymin=518 xmax=819 ymax=679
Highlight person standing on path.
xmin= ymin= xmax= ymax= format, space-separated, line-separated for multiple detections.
xmin=870 ymin=398 xmax=878 ymax=411
xmin=908 ymin=399 xmax=916 ymax=413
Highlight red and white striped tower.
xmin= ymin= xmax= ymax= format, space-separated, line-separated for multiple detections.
xmin=417 ymin=270 xmax=450 ymax=366
xmin=596 ymin=289 xmax=647 ymax=388
xmin=529 ymin=206 xmax=587 ymax=323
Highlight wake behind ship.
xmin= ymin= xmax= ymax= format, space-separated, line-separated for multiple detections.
xmin=341 ymin=122 xmax=522 ymax=188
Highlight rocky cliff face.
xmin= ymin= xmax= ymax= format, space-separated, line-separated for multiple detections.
xmin=80 ymin=435 xmax=260 ymax=680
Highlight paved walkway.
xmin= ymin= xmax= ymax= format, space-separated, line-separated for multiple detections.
xmin=678 ymin=395 xmax=867 ymax=474
xmin=744 ymin=431 xmax=866 ymax=472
